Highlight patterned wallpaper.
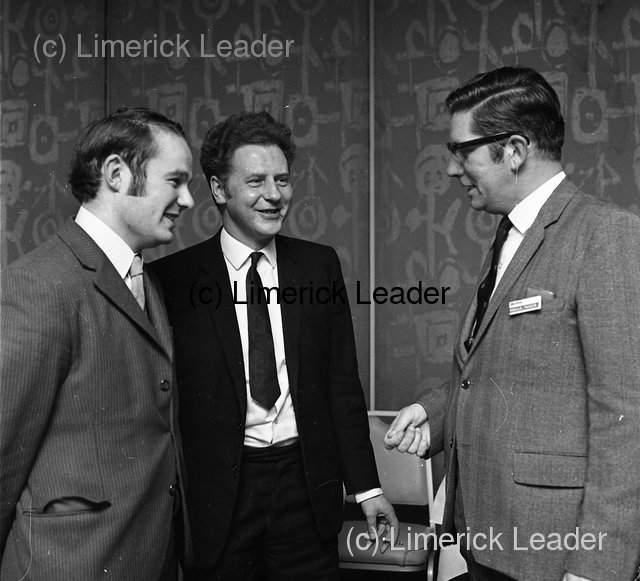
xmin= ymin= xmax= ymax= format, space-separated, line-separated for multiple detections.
xmin=374 ymin=0 xmax=640 ymax=409
xmin=1 ymin=0 xmax=106 ymax=264
xmin=2 ymin=0 xmax=640 ymax=409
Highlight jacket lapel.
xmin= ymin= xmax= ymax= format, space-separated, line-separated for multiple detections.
xmin=58 ymin=220 xmax=168 ymax=356
xmin=455 ymin=295 xmax=477 ymax=365
xmin=145 ymin=271 xmax=173 ymax=358
xmin=275 ymin=237 xmax=301 ymax=399
xmin=205 ymin=232 xmax=248 ymax=416
xmin=467 ymin=180 xmax=576 ymax=356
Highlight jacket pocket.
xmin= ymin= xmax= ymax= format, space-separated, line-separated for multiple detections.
xmin=24 ymin=497 xmax=111 ymax=517
xmin=513 ymin=451 xmax=586 ymax=488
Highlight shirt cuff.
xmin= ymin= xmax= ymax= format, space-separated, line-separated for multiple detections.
xmin=354 ymin=488 xmax=383 ymax=503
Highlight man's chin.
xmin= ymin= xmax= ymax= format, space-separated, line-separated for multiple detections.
xmin=154 ymin=231 xmax=175 ymax=247
xmin=265 ymin=225 xmax=283 ymax=240
xmin=468 ymin=197 xmax=485 ymax=212
xmin=260 ymin=218 xmax=284 ymax=235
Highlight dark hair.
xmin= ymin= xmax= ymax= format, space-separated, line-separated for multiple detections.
xmin=445 ymin=66 xmax=564 ymax=162
xmin=69 ymin=107 xmax=186 ymax=203
xmin=200 ymin=111 xmax=296 ymax=188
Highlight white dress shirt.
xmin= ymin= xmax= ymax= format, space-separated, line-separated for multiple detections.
xmin=493 ymin=171 xmax=566 ymax=295
xmin=220 ymin=229 xmax=298 ymax=448
xmin=220 ymin=229 xmax=382 ymax=502
xmin=75 ymin=206 xmax=138 ymax=290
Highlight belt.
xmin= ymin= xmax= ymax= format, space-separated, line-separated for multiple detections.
xmin=243 ymin=439 xmax=301 ymax=462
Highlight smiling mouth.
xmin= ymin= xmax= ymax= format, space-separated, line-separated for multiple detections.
xmin=164 ymin=213 xmax=180 ymax=224
xmin=257 ymin=208 xmax=282 ymax=217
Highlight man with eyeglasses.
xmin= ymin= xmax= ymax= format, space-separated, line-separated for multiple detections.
xmin=385 ymin=66 xmax=640 ymax=581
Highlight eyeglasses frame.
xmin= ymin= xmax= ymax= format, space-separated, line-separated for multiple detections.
xmin=446 ymin=132 xmax=530 ymax=160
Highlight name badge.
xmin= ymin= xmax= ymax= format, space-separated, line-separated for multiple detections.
xmin=509 ymin=295 xmax=541 ymax=316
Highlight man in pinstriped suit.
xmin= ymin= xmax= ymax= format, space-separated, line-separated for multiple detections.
xmin=1 ymin=107 xmax=194 ymax=580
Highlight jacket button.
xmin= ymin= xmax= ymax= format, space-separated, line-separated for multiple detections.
xmin=449 ymin=438 xmax=454 ymax=448
xmin=160 ymin=379 xmax=171 ymax=392
xmin=236 ymin=424 xmax=242 ymax=432
xmin=232 ymin=464 xmax=239 ymax=473
xmin=460 ymin=379 xmax=470 ymax=390
xmin=168 ymin=483 xmax=178 ymax=496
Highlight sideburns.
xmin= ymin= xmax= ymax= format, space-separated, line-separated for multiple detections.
xmin=127 ymin=171 xmax=147 ymax=197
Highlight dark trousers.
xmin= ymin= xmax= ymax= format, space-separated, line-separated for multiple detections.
xmin=185 ymin=442 xmax=338 ymax=581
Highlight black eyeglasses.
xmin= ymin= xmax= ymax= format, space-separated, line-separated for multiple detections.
xmin=446 ymin=132 xmax=529 ymax=160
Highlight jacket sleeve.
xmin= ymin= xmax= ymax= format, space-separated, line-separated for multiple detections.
xmin=565 ymin=209 xmax=640 ymax=579
xmin=0 ymin=266 xmax=71 ymax=557
xmin=325 ymin=248 xmax=380 ymax=494
xmin=418 ymin=379 xmax=450 ymax=457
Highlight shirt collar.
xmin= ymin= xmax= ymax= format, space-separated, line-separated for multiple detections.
xmin=75 ymin=205 xmax=136 ymax=278
xmin=220 ymin=228 xmax=277 ymax=271
xmin=508 ymin=171 xmax=566 ymax=236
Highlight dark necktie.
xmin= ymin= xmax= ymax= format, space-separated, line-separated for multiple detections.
xmin=466 ymin=215 xmax=512 ymax=350
xmin=246 ymin=252 xmax=280 ymax=410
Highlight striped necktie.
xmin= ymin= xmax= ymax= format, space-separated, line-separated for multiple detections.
xmin=128 ymin=253 xmax=145 ymax=311
xmin=465 ymin=215 xmax=512 ymax=350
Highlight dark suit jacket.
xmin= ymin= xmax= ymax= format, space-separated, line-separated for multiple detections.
xmin=151 ymin=231 xmax=380 ymax=568
xmin=0 ymin=220 xmax=189 ymax=580
xmin=422 ymin=180 xmax=640 ymax=580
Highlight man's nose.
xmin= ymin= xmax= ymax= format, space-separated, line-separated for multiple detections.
xmin=178 ymin=186 xmax=195 ymax=210
xmin=446 ymin=156 xmax=462 ymax=177
xmin=263 ymin=179 xmax=282 ymax=200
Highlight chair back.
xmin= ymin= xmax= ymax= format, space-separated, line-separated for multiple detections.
xmin=367 ymin=413 xmax=433 ymax=508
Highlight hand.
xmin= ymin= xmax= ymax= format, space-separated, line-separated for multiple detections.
xmin=562 ymin=574 xmax=593 ymax=581
xmin=384 ymin=403 xmax=429 ymax=456
xmin=360 ymin=494 xmax=399 ymax=541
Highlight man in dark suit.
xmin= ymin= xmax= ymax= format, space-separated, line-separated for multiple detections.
xmin=151 ymin=111 xmax=397 ymax=580
xmin=385 ymin=66 xmax=640 ymax=581
xmin=1 ymin=107 xmax=194 ymax=580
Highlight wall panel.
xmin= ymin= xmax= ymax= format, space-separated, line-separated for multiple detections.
xmin=3 ymin=0 xmax=640 ymax=409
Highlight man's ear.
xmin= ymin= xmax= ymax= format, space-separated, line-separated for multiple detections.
xmin=103 ymin=154 xmax=129 ymax=192
xmin=211 ymin=176 xmax=226 ymax=205
xmin=508 ymin=135 xmax=530 ymax=169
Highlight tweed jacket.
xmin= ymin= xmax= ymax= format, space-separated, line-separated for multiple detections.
xmin=422 ymin=180 xmax=640 ymax=580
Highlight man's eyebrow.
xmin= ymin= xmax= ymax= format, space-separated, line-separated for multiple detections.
xmin=243 ymin=170 xmax=290 ymax=180
xmin=164 ymin=169 xmax=192 ymax=180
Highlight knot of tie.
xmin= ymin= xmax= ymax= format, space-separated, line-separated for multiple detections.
xmin=494 ymin=215 xmax=513 ymax=251
xmin=130 ymin=254 xmax=144 ymax=277
xmin=249 ymin=251 xmax=262 ymax=273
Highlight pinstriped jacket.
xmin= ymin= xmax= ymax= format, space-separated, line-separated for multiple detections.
xmin=0 ymin=220 xmax=189 ymax=580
